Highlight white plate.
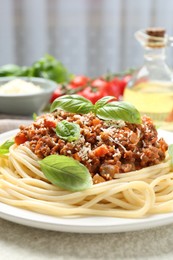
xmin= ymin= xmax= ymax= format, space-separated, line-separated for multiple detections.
xmin=0 ymin=129 xmax=173 ymax=233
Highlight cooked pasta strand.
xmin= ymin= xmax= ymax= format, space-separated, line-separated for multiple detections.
xmin=0 ymin=144 xmax=172 ymax=218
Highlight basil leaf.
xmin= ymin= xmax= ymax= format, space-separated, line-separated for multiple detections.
xmin=50 ymin=94 xmax=93 ymax=114
xmin=0 ymin=139 xmax=14 ymax=155
xmin=94 ymin=96 xmax=116 ymax=110
xmin=39 ymin=155 xmax=93 ymax=191
xmin=50 ymin=95 xmax=141 ymax=124
xmin=31 ymin=54 xmax=73 ymax=83
xmin=96 ymin=101 xmax=142 ymax=124
xmin=0 ymin=55 xmax=73 ymax=82
xmin=32 ymin=113 xmax=38 ymax=121
xmin=168 ymin=144 xmax=173 ymax=167
xmin=56 ymin=120 xmax=80 ymax=142
xmin=0 ymin=64 xmax=21 ymax=76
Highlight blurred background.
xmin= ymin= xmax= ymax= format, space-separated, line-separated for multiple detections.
xmin=0 ymin=0 xmax=173 ymax=77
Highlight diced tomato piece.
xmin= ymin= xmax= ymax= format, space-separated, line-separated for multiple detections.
xmin=93 ymin=145 xmax=109 ymax=157
xmin=15 ymin=133 xmax=27 ymax=145
xmin=92 ymin=118 xmax=101 ymax=126
xmin=44 ymin=119 xmax=56 ymax=128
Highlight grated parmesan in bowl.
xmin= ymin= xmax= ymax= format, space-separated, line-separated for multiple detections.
xmin=0 ymin=79 xmax=42 ymax=95
xmin=0 ymin=77 xmax=57 ymax=115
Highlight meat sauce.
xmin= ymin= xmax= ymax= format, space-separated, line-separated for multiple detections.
xmin=15 ymin=110 xmax=168 ymax=184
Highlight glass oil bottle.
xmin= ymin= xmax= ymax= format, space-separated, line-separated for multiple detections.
xmin=123 ymin=28 xmax=173 ymax=129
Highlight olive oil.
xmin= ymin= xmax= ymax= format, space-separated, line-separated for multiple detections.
xmin=124 ymin=28 xmax=173 ymax=129
xmin=124 ymin=81 xmax=173 ymax=122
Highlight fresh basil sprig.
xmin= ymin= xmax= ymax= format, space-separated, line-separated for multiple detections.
xmin=0 ymin=139 xmax=14 ymax=155
xmin=56 ymin=120 xmax=80 ymax=142
xmin=94 ymin=96 xmax=116 ymax=111
xmin=50 ymin=94 xmax=93 ymax=114
xmin=32 ymin=113 xmax=38 ymax=121
xmin=50 ymin=94 xmax=141 ymax=124
xmin=0 ymin=54 xmax=73 ymax=83
xmin=39 ymin=155 xmax=93 ymax=191
xmin=95 ymin=100 xmax=142 ymax=124
xmin=168 ymin=144 xmax=173 ymax=167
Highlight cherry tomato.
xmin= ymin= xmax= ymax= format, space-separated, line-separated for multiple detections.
xmin=106 ymin=78 xmax=121 ymax=98
xmin=91 ymin=78 xmax=120 ymax=99
xmin=70 ymin=75 xmax=89 ymax=88
xmin=119 ymin=75 xmax=132 ymax=95
xmin=78 ymin=86 xmax=106 ymax=104
xmin=91 ymin=78 xmax=108 ymax=88
xmin=50 ymin=87 xmax=63 ymax=103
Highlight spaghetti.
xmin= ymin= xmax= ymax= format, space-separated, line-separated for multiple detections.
xmin=0 ymin=143 xmax=172 ymax=218
xmin=0 ymin=100 xmax=172 ymax=218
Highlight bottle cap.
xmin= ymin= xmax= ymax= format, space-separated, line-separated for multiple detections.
xmin=146 ymin=28 xmax=165 ymax=38
xmin=146 ymin=27 xmax=166 ymax=48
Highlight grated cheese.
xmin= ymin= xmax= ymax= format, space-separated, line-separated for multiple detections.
xmin=78 ymin=145 xmax=91 ymax=160
xmin=0 ymin=79 xmax=42 ymax=95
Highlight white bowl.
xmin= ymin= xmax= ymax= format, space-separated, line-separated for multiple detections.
xmin=0 ymin=77 xmax=57 ymax=116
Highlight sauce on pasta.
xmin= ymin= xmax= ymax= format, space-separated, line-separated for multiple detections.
xmin=0 ymin=109 xmax=172 ymax=218
xmin=15 ymin=111 xmax=168 ymax=184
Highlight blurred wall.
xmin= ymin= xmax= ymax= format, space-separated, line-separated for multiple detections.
xmin=0 ymin=0 xmax=173 ymax=77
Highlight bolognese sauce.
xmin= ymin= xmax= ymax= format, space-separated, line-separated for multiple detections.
xmin=15 ymin=110 xmax=168 ymax=184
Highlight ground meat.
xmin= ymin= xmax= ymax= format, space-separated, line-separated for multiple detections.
xmin=15 ymin=111 xmax=168 ymax=184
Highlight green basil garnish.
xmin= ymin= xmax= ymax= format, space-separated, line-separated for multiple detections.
xmin=94 ymin=96 xmax=116 ymax=111
xmin=95 ymin=100 xmax=142 ymax=124
xmin=56 ymin=120 xmax=80 ymax=142
xmin=0 ymin=139 xmax=14 ymax=155
xmin=39 ymin=155 xmax=93 ymax=191
xmin=50 ymin=94 xmax=93 ymax=114
xmin=168 ymin=144 xmax=173 ymax=167
xmin=50 ymin=94 xmax=142 ymax=124
xmin=32 ymin=113 xmax=38 ymax=121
